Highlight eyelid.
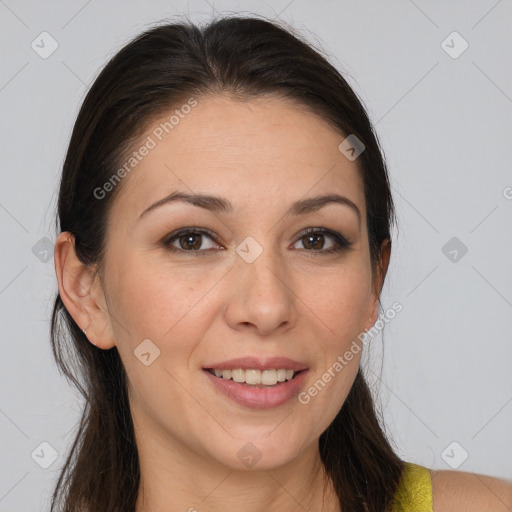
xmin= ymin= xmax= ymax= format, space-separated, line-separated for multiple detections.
xmin=162 ymin=227 xmax=222 ymax=249
xmin=162 ymin=226 xmax=352 ymax=255
xmin=294 ymin=227 xmax=352 ymax=247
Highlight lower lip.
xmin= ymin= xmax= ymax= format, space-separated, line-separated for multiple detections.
xmin=203 ymin=370 xmax=309 ymax=409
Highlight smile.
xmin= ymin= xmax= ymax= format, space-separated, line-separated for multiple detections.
xmin=206 ymin=368 xmax=300 ymax=386
xmin=203 ymin=368 xmax=309 ymax=409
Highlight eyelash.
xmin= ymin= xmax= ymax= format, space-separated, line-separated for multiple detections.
xmin=162 ymin=227 xmax=352 ymax=257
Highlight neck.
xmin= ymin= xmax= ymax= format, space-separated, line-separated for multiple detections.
xmin=133 ymin=423 xmax=340 ymax=512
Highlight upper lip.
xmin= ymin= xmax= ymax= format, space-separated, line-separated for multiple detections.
xmin=203 ymin=356 xmax=309 ymax=371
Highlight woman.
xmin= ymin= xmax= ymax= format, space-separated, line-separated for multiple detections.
xmin=51 ymin=15 xmax=512 ymax=512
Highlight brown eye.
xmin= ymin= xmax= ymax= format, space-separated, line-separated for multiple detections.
xmin=163 ymin=228 xmax=220 ymax=255
xmin=177 ymin=233 xmax=203 ymax=251
xmin=301 ymin=233 xmax=326 ymax=250
xmin=294 ymin=228 xmax=352 ymax=254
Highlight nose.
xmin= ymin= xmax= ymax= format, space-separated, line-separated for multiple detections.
xmin=223 ymin=242 xmax=298 ymax=337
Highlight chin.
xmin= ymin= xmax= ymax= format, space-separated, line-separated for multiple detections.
xmin=207 ymin=435 xmax=307 ymax=472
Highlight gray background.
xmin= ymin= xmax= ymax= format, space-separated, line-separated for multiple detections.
xmin=1 ymin=0 xmax=511 ymax=510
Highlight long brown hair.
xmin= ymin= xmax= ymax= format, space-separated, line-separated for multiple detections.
xmin=50 ymin=14 xmax=404 ymax=512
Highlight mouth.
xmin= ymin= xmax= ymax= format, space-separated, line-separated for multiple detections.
xmin=201 ymin=356 xmax=310 ymax=408
xmin=203 ymin=368 xmax=305 ymax=387
xmin=202 ymin=366 xmax=309 ymax=409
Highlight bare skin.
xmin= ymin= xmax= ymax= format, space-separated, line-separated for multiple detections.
xmin=431 ymin=469 xmax=512 ymax=511
xmin=54 ymin=94 xmax=511 ymax=511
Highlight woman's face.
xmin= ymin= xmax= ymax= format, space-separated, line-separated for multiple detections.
xmin=94 ymin=94 xmax=386 ymax=470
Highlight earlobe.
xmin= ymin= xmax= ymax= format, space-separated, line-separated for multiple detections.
xmin=374 ymin=238 xmax=391 ymax=296
xmin=366 ymin=238 xmax=391 ymax=330
xmin=54 ymin=232 xmax=116 ymax=350
xmin=366 ymin=298 xmax=380 ymax=332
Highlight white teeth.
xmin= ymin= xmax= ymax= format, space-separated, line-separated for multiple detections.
xmin=231 ymin=369 xmax=244 ymax=383
xmin=245 ymin=369 xmax=261 ymax=385
xmin=209 ymin=368 xmax=298 ymax=385
xmin=276 ymin=369 xmax=287 ymax=382
xmin=261 ymin=369 xmax=277 ymax=385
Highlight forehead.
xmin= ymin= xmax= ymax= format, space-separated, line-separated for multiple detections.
xmin=109 ymin=94 xmax=365 ymax=222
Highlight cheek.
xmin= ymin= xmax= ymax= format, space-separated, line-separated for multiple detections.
xmin=106 ymin=254 xmax=228 ymax=399
xmin=297 ymin=263 xmax=372 ymax=346
xmin=108 ymin=260 xmax=211 ymax=421
xmin=109 ymin=255 xmax=212 ymax=341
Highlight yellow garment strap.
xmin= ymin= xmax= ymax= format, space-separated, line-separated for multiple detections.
xmin=391 ymin=462 xmax=433 ymax=512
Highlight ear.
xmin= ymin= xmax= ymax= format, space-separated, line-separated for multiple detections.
xmin=366 ymin=238 xmax=391 ymax=329
xmin=54 ymin=231 xmax=116 ymax=350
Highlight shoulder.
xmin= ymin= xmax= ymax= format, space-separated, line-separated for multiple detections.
xmin=431 ymin=469 xmax=512 ymax=512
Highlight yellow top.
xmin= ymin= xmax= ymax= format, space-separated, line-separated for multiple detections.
xmin=391 ymin=462 xmax=433 ymax=512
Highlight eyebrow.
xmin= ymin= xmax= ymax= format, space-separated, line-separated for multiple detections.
xmin=138 ymin=191 xmax=361 ymax=224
